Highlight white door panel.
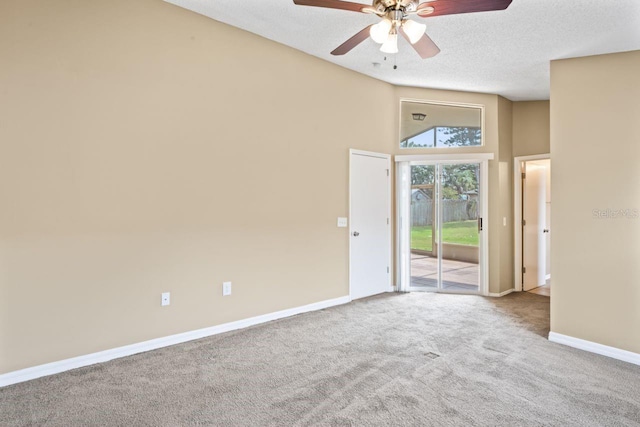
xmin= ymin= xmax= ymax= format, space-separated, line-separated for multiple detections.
xmin=545 ymin=202 xmax=551 ymax=278
xmin=523 ymin=164 xmax=546 ymax=290
xmin=350 ymin=151 xmax=390 ymax=300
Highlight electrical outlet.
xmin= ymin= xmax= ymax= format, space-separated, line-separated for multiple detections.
xmin=222 ymin=281 xmax=232 ymax=296
xmin=161 ymin=292 xmax=170 ymax=306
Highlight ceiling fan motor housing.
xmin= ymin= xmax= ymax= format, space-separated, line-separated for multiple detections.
xmin=372 ymin=0 xmax=419 ymax=13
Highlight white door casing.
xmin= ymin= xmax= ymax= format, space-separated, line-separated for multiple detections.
xmin=349 ymin=150 xmax=391 ymax=300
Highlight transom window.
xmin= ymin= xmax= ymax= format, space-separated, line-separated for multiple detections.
xmin=400 ymin=101 xmax=483 ymax=149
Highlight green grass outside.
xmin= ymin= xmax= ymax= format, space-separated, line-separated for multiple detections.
xmin=411 ymin=220 xmax=479 ymax=251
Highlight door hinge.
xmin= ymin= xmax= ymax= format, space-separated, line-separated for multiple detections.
xmin=387 ymin=218 xmax=389 ymax=225
xmin=387 ymin=266 xmax=390 ymax=274
xmin=522 ymin=172 xmax=526 ymax=179
xmin=522 ymin=219 xmax=526 ymax=226
xmin=386 ymin=169 xmax=389 ymax=177
xmin=478 ymin=217 xmax=483 ymax=232
xmin=522 ymin=266 xmax=526 ymax=274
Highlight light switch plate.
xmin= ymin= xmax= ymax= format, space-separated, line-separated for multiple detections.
xmin=161 ymin=292 xmax=170 ymax=306
xmin=223 ymin=281 xmax=232 ymax=296
xmin=337 ymin=217 xmax=348 ymax=227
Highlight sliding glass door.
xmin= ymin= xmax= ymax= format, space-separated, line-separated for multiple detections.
xmin=409 ymin=165 xmax=438 ymax=289
xmin=438 ymin=163 xmax=481 ymax=292
xmin=401 ymin=160 xmax=485 ymax=294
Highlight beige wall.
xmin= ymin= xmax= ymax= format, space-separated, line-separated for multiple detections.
xmin=498 ymin=96 xmax=514 ymax=293
xmin=0 ymin=0 xmax=399 ymax=374
xmin=0 ymin=0 xmax=517 ymax=375
xmin=550 ymin=50 xmax=640 ymax=354
xmin=513 ymin=101 xmax=550 ymax=157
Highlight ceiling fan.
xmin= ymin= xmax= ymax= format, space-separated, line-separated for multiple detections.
xmin=292 ymin=0 xmax=513 ymax=59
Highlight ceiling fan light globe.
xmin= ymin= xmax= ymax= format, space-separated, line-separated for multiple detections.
xmin=370 ymin=19 xmax=392 ymax=44
xmin=402 ymin=19 xmax=427 ymax=44
xmin=380 ymin=33 xmax=398 ymax=54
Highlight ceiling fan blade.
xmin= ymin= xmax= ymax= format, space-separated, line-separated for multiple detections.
xmin=293 ymin=0 xmax=370 ymax=13
xmin=417 ymin=0 xmax=512 ymax=17
xmin=331 ymin=25 xmax=373 ymax=55
xmin=399 ymin=28 xmax=440 ymax=59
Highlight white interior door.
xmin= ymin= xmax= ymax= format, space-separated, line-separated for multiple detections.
xmin=545 ymin=164 xmax=551 ymax=279
xmin=349 ymin=150 xmax=391 ymax=300
xmin=545 ymin=202 xmax=551 ymax=278
xmin=523 ymin=163 xmax=547 ymax=290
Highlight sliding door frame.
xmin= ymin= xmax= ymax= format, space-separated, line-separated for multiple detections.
xmin=396 ymin=153 xmax=493 ymax=296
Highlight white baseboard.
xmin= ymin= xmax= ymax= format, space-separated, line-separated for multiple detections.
xmin=488 ymin=288 xmax=514 ymax=297
xmin=0 ymin=295 xmax=351 ymax=388
xmin=549 ymin=332 xmax=640 ymax=366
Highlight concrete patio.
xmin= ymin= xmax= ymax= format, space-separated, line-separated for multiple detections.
xmin=411 ymin=252 xmax=479 ymax=292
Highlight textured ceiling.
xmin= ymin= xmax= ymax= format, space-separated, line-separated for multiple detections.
xmin=165 ymin=0 xmax=640 ymax=101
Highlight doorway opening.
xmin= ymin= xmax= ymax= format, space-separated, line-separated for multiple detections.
xmin=514 ymin=155 xmax=551 ymax=296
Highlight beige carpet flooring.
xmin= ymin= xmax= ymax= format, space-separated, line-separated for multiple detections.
xmin=2 ymin=292 xmax=639 ymax=426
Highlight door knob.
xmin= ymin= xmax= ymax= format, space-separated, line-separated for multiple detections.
xmin=352 ymin=231 xmax=360 ymax=237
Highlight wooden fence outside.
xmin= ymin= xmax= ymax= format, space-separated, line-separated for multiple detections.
xmin=411 ymin=199 xmax=477 ymax=226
